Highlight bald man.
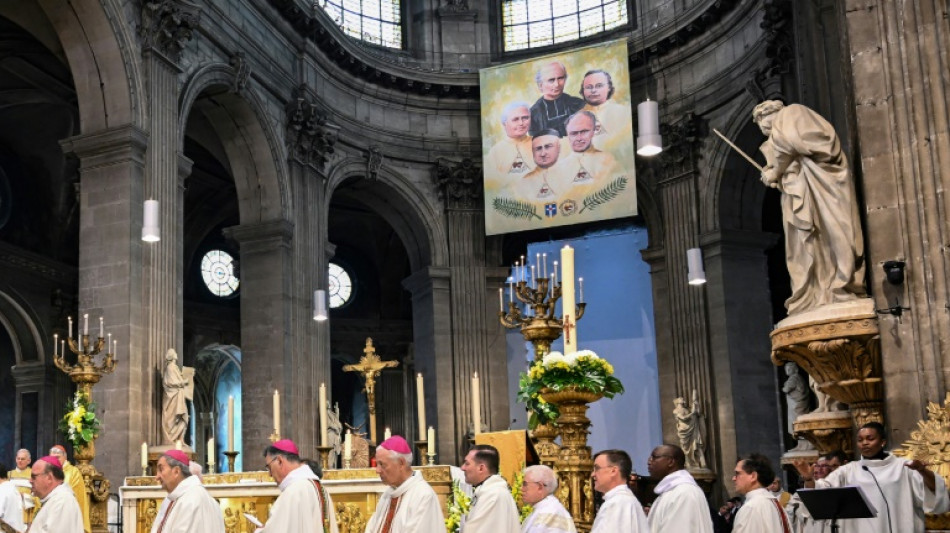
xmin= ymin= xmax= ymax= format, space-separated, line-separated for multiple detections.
xmin=645 ymin=445 xmax=712 ymax=533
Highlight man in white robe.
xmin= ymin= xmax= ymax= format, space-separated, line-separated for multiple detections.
xmin=364 ymin=436 xmax=445 ymax=533
xmin=645 ymin=444 xmax=712 ymax=533
xmin=590 ymin=449 xmax=648 ymax=533
xmin=793 ymin=422 xmax=949 ymax=533
xmin=0 ymin=463 xmax=26 ymax=533
xmin=486 ymin=102 xmax=535 ymax=185
xmin=26 ymin=456 xmax=83 ymax=533
xmin=460 ymin=444 xmax=520 ymax=533
xmin=732 ymin=453 xmax=789 ymax=533
xmin=520 ymin=465 xmax=575 ymax=533
xmin=9 ymin=449 xmax=35 ymax=525
xmin=49 ymin=444 xmax=91 ymax=533
xmin=578 ymin=69 xmax=632 ymax=153
xmin=257 ymin=439 xmax=339 ymax=533
xmin=150 ymin=450 xmax=224 ymax=533
xmin=786 ymin=453 xmax=846 ymax=533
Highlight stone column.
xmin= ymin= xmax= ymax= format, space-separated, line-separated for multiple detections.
xmin=223 ymin=220 xmax=294 ymax=459
xmin=402 ymin=267 xmax=454 ymax=460
xmin=60 ymin=124 xmax=149 ymax=485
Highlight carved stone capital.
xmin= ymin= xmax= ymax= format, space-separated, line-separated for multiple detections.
xmin=139 ymin=0 xmax=201 ymax=61
xmin=436 ymin=158 xmax=483 ymax=210
xmin=285 ymin=86 xmax=338 ymax=169
xmin=658 ymin=112 xmax=705 ymax=182
xmin=229 ymin=52 xmax=251 ymax=94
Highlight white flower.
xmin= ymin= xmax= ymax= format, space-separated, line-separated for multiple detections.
xmin=563 ymin=352 xmax=579 ymax=365
xmin=574 ymin=349 xmax=599 ymax=360
xmin=542 ymin=351 xmax=567 ymax=367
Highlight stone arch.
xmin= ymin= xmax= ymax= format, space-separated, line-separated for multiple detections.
xmin=325 ymin=157 xmax=449 ymax=271
xmin=14 ymin=0 xmax=140 ymax=131
xmin=178 ymin=65 xmax=290 ymax=224
xmin=0 ymin=289 xmax=44 ymax=365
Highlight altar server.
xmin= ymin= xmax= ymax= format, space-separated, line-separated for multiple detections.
xmin=365 ymin=435 xmax=445 ymax=533
xmin=258 ymin=439 xmax=339 ymax=533
xmin=520 ymin=464 xmax=576 ymax=533
xmin=731 ymin=453 xmax=788 ymax=533
xmin=459 ymin=444 xmax=520 ymax=533
xmin=793 ymin=422 xmax=949 ymax=533
xmin=26 ymin=456 xmax=83 ymax=533
xmin=150 ymin=450 xmax=224 ymax=533
xmin=9 ymin=450 xmax=36 ymax=525
xmin=49 ymin=445 xmax=91 ymax=533
xmin=0 ymin=463 xmax=26 ymax=532
xmin=590 ymin=449 xmax=648 ymax=533
xmin=645 ymin=444 xmax=712 ymax=533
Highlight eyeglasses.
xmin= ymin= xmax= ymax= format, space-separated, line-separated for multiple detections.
xmin=264 ymin=457 xmax=280 ymax=471
xmin=521 ymin=480 xmax=544 ymax=488
xmin=592 ymin=464 xmax=616 ymax=472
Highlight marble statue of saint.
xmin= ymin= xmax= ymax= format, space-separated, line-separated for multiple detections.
xmin=782 ymin=362 xmax=810 ymax=434
xmin=754 ymin=100 xmax=867 ymax=315
xmin=162 ymin=349 xmax=191 ymax=443
xmin=673 ymin=392 xmax=707 ymax=470
xmin=327 ymin=402 xmax=342 ymax=468
xmin=809 ymin=375 xmax=844 ymax=413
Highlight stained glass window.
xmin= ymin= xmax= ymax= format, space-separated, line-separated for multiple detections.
xmin=201 ymin=250 xmax=240 ymax=297
xmin=502 ymin=0 xmax=628 ymax=51
xmin=328 ymin=262 xmax=353 ymax=308
xmin=317 ymin=0 xmax=403 ymax=49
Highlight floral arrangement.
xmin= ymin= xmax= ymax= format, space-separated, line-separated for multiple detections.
xmin=445 ymin=480 xmax=472 ymax=533
xmin=59 ymin=390 xmax=101 ymax=448
xmin=517 ymin=349 xmax=624 ymax=428
xmin=510 ymin=466 xmax=534 ymax=522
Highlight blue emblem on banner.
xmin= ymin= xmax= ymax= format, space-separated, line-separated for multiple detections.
xmin=544 ymin=203 xmax=557 ymax=217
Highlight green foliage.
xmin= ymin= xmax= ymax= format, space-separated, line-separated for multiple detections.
xmin=59 ymin=391 xmax=101 ymax=448
xmin=445 ymin=479 xmax=472 ymax=533
xmin=492 ymin=197 xmax=543 ymax=220
xmin=579 ymin=176 xmax=628 ymax=213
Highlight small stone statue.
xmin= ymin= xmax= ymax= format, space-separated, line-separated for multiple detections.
xmin=162 ymin=349 xmax=191 ymax=444
xmin=673 ymin=391 xmax=707 ymax=470
xmin=810 ymin=375 xmax=844 ymax=413
xmin=782 ymin=362 xmax=810 ymax=434
xmin=754 ymin=100 xmax=867 ymax=315
xmin=327 ymin=402 xmax=342 ymax=468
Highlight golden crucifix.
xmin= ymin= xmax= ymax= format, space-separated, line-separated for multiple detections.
xmin=343 ymin=337 xmax=399 ymax=443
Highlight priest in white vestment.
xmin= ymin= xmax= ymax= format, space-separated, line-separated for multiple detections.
xmin=25 ymin=456 xmax=83 ymax=533
xmin=9 ymin=449 xmax=36 ymax=525
xmin=257 ymin=439 xmax=339 ymax=533
xmin=49 ymin=445 xmax=91 ymax=533
xmin=793 ymin=422 xmax=949 ymax=533
xmin=0 ymin=464 xmax=26 ymax=533
xmin=364 ymin=436 xmax=445 ymax=533
xmin=459 ymin=444 xmax=521 ymax=533
xmin=645 ymin=445 xmax=712 ymax=533
xmin=150 ymin=450 xmax=224 ymax=533
xmin=731 ymin=453 xmax=789 ymax=533
xmin=486 ymin=102 xmax=535 ymax=184
xmin=520 ymin=465 xmax=576 ymax=533
xmin=590 ymin=449 xmax=648 ymax=533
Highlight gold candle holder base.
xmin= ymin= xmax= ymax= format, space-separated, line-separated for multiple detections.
xmin=269 ymin=431 xmax=280 ymax=443
xmin=224 ymin=451 xmax=239 ymax=473
xmin=317 ymin=446 xmax=333 ymax=470
xmin=414 ymin=440 xmax=429 ymax=466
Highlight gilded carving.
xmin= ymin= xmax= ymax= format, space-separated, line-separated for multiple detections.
xmin=336 ymin=502 xmax=368 ymax=533
xmin=893 ymin=393 xmax=950 ymax=529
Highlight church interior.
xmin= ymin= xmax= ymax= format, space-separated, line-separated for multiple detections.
xmin=2 ymin=0 xmax=950 ymax=531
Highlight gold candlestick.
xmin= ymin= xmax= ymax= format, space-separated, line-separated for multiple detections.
xmin=499 ymin=277 xmax=586 ymax=360
xmin=317 ymin=445 xmax=333 ymax=470
xmin=224 ymin=451 xmax=239 ymax=473
xmin=269 ymin=431 xmax=280 ymax=443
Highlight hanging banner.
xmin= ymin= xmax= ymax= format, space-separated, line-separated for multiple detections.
xmin=481 ymin=39 xmax=637 ymax=235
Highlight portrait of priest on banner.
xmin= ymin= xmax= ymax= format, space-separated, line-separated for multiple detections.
xmin=480 ymin=40 xmax=637 ymax=236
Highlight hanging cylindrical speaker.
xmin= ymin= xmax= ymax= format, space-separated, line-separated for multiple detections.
xmin=142 ymin=199 xmax=160 ymax=242
xmin=636 ymin=99 xmax=663 ymax=156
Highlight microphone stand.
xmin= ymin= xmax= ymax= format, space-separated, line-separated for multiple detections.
xmin=862 ymin=464 xmax=893 ymax=533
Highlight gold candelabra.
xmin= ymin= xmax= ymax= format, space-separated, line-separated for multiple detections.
xmin=499 ymin=276 xmax=585 ymax=360
xmin=53 ymin=314 xmax=117 ymax=533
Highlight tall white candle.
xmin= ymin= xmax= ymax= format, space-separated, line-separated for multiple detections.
xmin=175 ymin=439 xmax=182 ymax=450
xmin=207 ymin=438 xmax=215 ymax=467
xmin=472 ymin=372 xmax=482 ymax=435
xmin=53 ymin=334 xmax=58 ymax=357
xmin=112 ymin=339 xmax=117 ymax=358
xmin=83 ymin=313 xmax=88 ymax=337
xmin=508 ymin=277 xmax=514 ymax=303
xmin=99 ymin=316 xmax=104 ymax=338
xmin=68 ymin=316 xmax=72 ymax=339
xmin=141 ymin=442 xmax=148 ymax=469
xmin=416 ymin=373 xmax=426 ymax=437
xmin=579 ymin=277 xmax=584 ymax=302
xmin=319 ymin=383 xmax=328 ymax=446
xmin=228 ymin=395 xmax=235 ymax=451
xmin=520 ymin=255 xmax=526 ymax=280
xmin=542 ymin=253 xmax=548 ymax=277
xmin=60 ymin=340 xmax=65 ymax=357
xmin=384 ymin=427 xmax=391 ymax=440
xmin=107 ymin=333 xmax=112 ymax=352
xmin=428 ymin=426 xmax=436 ymax=454
xmin=498 ymin=288 xmax=503 ymax=312
xmin=273 ymin=390 xmax=280 ymax=436
xmin=561 ymin=245 xmax=577 ymax=354
xmin=344 ymin=430 xmax=352 ymax=461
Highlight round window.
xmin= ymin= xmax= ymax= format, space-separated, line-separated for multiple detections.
xmin=201 ymin=250 xmax=240 ymax=297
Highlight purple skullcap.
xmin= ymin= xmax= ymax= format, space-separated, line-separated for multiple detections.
xmin=379 ymin=436 xmax=412 ymax=454
xmin=272 ymin=439 xmax=299 ymax=455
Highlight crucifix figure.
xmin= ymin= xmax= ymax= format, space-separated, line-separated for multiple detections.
xmin=563 ymin=315 xmax=574 ymax=343
xmin=343 ymin=337 xmax=399 ymax=444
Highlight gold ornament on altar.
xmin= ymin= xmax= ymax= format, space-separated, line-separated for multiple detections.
xmin=343 ymin=338 xmax=398 ymax=444
xmin=894 ymin=393 xmax=950 ymax=530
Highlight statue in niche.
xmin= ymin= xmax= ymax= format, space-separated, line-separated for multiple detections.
xmin=809 ymin=375 xmax=845 ymax=413
xmin=327 ymin=402 xmax=343 ymax=468
xmin=782 ymin=362 xmax=814 ymax=451
xmin=673 ymin=391 xmax=707 ymax=470
xmin=162 ymin=349 xmax=194 ymax=444
xmin=754 ymin=100 xmax=867 ymax=315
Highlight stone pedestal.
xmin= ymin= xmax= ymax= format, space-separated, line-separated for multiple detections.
xmin=771 ymin=299 xmax=883 ymax=431
xmin=792 ymin=410 xmax=853 ymax=457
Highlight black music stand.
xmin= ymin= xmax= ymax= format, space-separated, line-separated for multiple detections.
xmin=797 ymin=486 xmax=878 ymax=533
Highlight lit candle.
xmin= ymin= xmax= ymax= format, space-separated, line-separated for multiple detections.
xmin=99 ymin=316 xmax=104 ymax=338
xmin=508 ymin=276 xmax=514 ymax=303
xmin=428 ymin=426 xmax=436 ymax=453
xmin=542 ymin=253 xmax=547 ymax=277
xmin=68 ymin=316 xmax=72 ymax=339
xmin=61 ymin=340 xmax=65 ymax=357
xmin=273 ymin=390 xmax=280 ymax=436
xmin=175 ymin=439 xmax=182 ymax=450
xmin=579 ymin=277 xmax=584 ymax=302
xmin=472 ymin=372 xmax=481 ymax=436
xmin=53 ymin=334 xmax=58 ymax=357
xmin=141 ymin=442 xmax=148 ymax=470
xmin=416 ymin=373 xmax=426 ymax=437
xmin=228 ymin=395 xmax=235 ymax=451
xmin=384 ymin=427 xmax=391 ymax=440
xmin=107 ymin=333 xmax=112 ymax=352
xmin=520 ymin=255 xmax=525 ymax=280
xmin=531 ymin=265 xmax=536 ymax=289
xmin=561 ymin=245 xmax=577 ymax=354
xmin=207 ymin=438 xmax=215 ymax=467
xmin=344 ymin=430 xmax=352 ymax=461
xmin=553 ymin=261 xmax=559 ymax=286
xmin=319 ymin=383 xmax=328 ymax=447
xmin=498 ymin=287 xmax=503 ymax=312
xmin=113 ymin=339 xmax=117 ymax=358
xmin=83 ymin=313 xmax=88 ymax=337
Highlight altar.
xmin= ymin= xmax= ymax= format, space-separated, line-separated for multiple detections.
xmin=120 ymin=466 xmax=453 ymax=533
